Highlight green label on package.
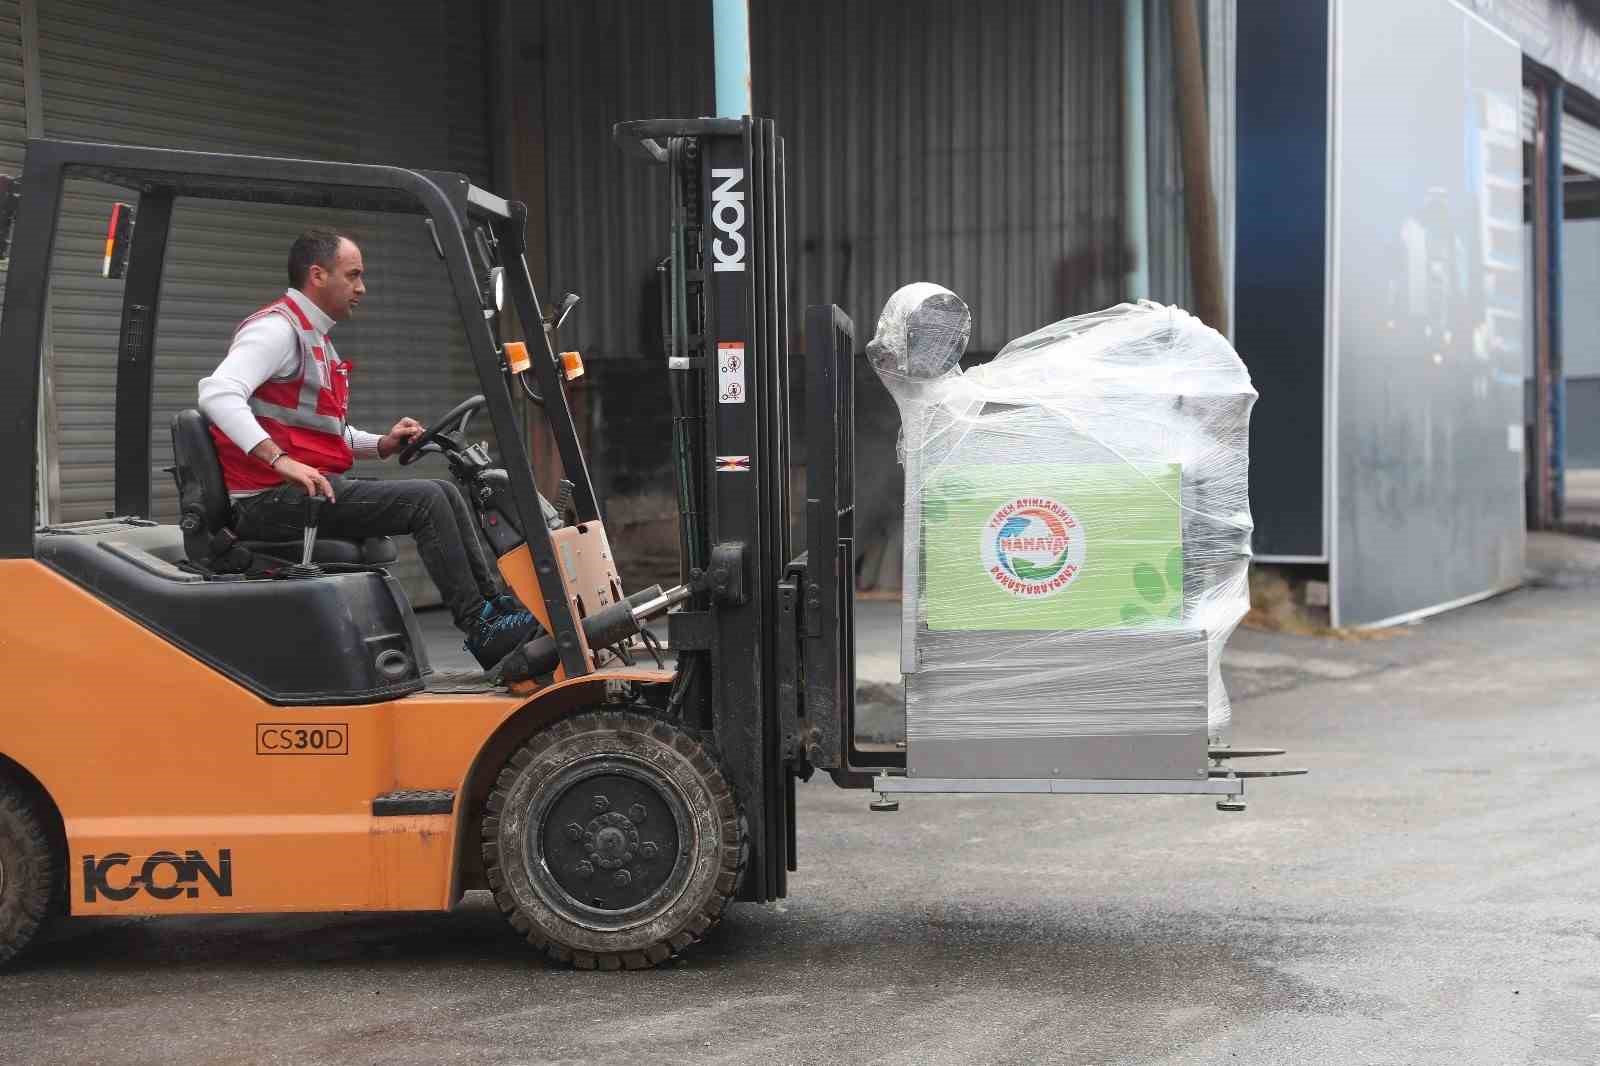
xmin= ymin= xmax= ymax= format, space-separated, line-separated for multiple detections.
xmin=921 ymin=462 xmax=1183 ymax=630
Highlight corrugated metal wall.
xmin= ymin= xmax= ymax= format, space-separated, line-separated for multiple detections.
xmin=543 ymin=0 xmax=1128 ymax=363
xmin=27 ymin=0 xmax=490 ymax=605
xmin=0 ymin=0 xmax=1195 ymax=593
xmin=759 ymin=0 xmax=1126 ymax=354
xmin=543 ymin=0 xmax=714 ymax=363
xmin=538 ymin=0 xmax=1134 ymax=584
xmin=539 ymin=0 xmax=714 ymax=538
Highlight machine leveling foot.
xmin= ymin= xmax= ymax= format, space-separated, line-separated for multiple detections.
xmin=870 ymin=774 xmax=900 ymax=813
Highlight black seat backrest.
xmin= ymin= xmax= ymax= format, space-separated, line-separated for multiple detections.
xmin=170 ymin=409 xmax=233 ymax=562
xmin=167 ymin=411 xmax=397 ymax=573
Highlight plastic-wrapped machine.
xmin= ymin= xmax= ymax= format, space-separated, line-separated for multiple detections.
xmin=868 ymin=288 xmax=1256 ymax=783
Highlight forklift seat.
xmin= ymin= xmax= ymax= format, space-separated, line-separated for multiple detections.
xmin=170 ymin=409 xmax=397 ymax=571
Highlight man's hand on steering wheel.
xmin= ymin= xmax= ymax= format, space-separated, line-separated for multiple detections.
xmin=397 ymin=395 xmax=487 ymax=466
xmin=378 ymin=417 xmax=425 ymax=460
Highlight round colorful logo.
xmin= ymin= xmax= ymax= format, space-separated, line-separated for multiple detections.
xmin=980 ymin=496 xmax=1086 ymax=598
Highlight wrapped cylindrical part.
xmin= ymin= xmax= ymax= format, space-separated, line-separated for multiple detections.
xmin=869 ymin=296 xmax=1255 ymax=767
xmin=865 ymin=282 xmax=971 ymax=382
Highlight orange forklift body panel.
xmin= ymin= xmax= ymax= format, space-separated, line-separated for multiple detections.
xmin=0 ymin=559 xmax=671 ymax=916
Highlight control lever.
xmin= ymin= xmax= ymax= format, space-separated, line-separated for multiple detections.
xmin=286 ymin=494 xmax=326 ymax=578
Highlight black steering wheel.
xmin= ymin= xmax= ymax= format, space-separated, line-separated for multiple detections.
xmin=397 ymin=394 xmax=487 ymax=466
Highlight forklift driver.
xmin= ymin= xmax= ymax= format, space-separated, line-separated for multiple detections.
xmin=197 ymin=228 xmax=543 ymax=669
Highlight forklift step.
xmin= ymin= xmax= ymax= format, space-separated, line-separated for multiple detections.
xmin=372 ymin=789 xmax=455 ymax=816
xmin=1207 ymin=747 xmax=1288 ymax=759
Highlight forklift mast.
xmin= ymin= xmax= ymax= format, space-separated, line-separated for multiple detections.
xmin=616 ymin=118 xmax=886 ymax=902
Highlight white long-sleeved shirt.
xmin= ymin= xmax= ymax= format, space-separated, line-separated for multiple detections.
xmin=197 ymin=288 xmax=383 ymax=495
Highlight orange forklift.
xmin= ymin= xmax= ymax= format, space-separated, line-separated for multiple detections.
xmin=0 ymin=119 xmax=1288 ymax=972
xmin=0 ymin=119 xmax=873 ymax=971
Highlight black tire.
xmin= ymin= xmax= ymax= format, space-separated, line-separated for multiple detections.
xmin=0 ymin=780 xmax=61 ymax=969
xmin=482 ymin=709 xmax=744 ymax=970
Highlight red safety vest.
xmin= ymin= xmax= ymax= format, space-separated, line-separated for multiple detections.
xmin=211 ymin=297 xmax=354 ymax=492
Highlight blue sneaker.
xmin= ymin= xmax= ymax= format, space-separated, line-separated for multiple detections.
xmin=492 ymin=592 xmax=526 ymax=616
xmin=465 ymin=600 xmax=544 ymax=670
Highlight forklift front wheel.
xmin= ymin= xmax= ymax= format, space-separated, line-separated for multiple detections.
xmin=0 ymin=779 xmax=62 ymax=969
xmin=482 ymin=709 xmax=745 ymax=970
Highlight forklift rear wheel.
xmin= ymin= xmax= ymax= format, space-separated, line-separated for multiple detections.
xmin=482 ymin=709 xmax=745 ymax=970
xmin=0 ymin=780 xmax=61 ymax=968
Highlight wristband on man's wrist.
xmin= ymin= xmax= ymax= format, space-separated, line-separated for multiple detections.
xmin=268 ymin=450 xmax=287 ymax=469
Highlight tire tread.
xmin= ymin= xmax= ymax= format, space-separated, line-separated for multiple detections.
xmin=0 ymin=782 xmax=61 ymax=969
xmin=479 ymin=707 xmax=746 ymax=971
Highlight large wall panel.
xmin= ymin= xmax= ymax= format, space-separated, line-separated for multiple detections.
xmin=1330 ymin=0 xmax=1525 ymax=624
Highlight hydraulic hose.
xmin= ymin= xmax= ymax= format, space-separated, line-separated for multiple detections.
xmin=501 ymin=584 xmax=689 ymax=682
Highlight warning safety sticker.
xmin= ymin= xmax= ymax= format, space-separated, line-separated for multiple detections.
xmin=718 ymin=342 xmax=745 ymax=404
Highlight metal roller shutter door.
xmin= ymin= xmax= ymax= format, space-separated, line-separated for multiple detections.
xmin=1562 ymin=110 xmax=1600 ymax=179
xmin=0 ymin=0 xmax=25 ymax=312
xmin=36 ymin=0 xmax=490 ymax=606
xmin=1521 ymin=84 xmax=1600 ymax=179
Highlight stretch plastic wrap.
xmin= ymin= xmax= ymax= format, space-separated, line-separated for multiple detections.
xmin=869 ymin=289 xmax=1256 ymax=767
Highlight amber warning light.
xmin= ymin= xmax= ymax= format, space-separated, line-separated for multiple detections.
xmin=503 ymin=341 xmax=531 ymax=374
xmin=102 ymin=202 xmax=135 ymax=279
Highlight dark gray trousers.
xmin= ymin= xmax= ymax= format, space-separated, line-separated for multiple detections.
xmin=232 ymin=476 xmax=499 ymax=631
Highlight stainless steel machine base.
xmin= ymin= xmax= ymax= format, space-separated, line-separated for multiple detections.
xmin=874 ymin=775 xmax=1243 ymax=796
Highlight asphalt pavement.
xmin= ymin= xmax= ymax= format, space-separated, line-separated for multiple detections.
xmin=2 ymin=535 xmax=1598 ymax=1065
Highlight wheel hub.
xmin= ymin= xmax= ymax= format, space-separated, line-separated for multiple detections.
xmin=586 ymin=814 xmax=639 ymax=869
xmin=539 ymin=770 xmax=682 ymax=913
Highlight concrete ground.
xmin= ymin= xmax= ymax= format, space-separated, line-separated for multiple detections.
xmin=3 ymin=535 xmax=1599 ymax=1065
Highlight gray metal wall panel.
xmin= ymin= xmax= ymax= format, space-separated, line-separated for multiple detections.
xmin=36 ymin=0 xmax=489 ymax=606
xmin=1567 ymin=375 xmax=1600 ymax=467
xmin=1562 ymin=217 xmax=1600 ymax=377
xmin=1331 ymin=0 xmax=1525 ymax=625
